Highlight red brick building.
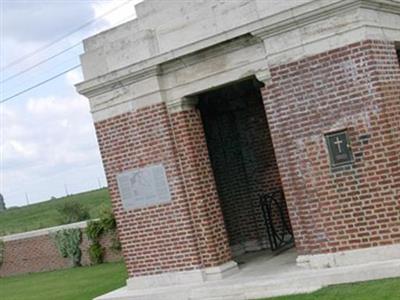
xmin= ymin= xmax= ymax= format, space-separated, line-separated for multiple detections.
xmin=77 ymin=0 xmax=400 ymax=298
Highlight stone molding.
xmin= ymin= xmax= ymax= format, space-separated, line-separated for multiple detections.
xmin=166 ymin=97 xmax=198 ymax=114
xmin=251 ymin=0 xmax=400 ymax=39
xmin=254 ymin=68 xmax=272 ymax=85
xmin=78 ymin=65 xmax=161 ymax=98
xmin=297 ymin=244 xmax=400 ymax=269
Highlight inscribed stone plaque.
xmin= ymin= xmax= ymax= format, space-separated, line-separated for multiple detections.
xmin=325 ymin=130 xmax=354 ymax=167
xmin=117 ymin=164 xmax=171 ymax=210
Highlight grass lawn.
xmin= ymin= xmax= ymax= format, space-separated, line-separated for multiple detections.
xmin=263 ymin=277 xmax=400 ymax=300
xmin=0 ymin=188 xmax=111 ymax=236
xmin=0 ymin=262 xmax=127 ymax=300
xmin=1 ymin=265 xmax=398 ymax=300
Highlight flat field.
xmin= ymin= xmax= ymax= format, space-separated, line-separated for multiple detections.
xmin=0 ymin=188 xmax=111 ymax=236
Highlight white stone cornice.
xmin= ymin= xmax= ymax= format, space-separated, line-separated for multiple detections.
xmin=251 ymin=0 xmax=360 ymax=39
xmin=360 ymin=0 xmax=400 ymax=14
xmin=76 ymin=65 xmax=161 ymax=98
xmin=252 ymin=0 xmax=400 ymax=39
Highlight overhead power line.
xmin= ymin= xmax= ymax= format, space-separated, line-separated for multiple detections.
xmin=0 ymin=65 xmax=81 ymax=104
xmin=1 ymin=42 xmax=82 ymax=84
xmin=1 ymin=0 xmax=131 ymax=71
xmin=2 ymin=12 xmax=137 ymax=84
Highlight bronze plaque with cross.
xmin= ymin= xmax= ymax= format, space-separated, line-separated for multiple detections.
xmin=325 ymin=130 xmax=354 ymax=167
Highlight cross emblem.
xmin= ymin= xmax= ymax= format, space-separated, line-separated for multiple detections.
xmin=334 ymin=136 xmax=343 ymax=153
xmin=326 ymin=131 xmax=353 ymax=166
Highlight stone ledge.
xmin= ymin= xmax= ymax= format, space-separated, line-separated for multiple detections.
xmin=297 ymin=243 xmax=400 ymax=269
xmin=1 ymin=220 xmax=90 ymax=242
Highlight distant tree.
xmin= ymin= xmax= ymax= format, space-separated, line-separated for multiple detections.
xmin=57 ymin=202 xmax=90 ymax=224
xmin=0 ymin=193 xmax=6 ymax=212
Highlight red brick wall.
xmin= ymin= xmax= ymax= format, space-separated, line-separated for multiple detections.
xmin=94 ymin=103 xmax=231 ymax=277
xmin=169 ymin=108 xmax=232 ymax=267
xmin=93 ymin=39 xmax=400 ymax=277
xmin=262 ymin=40 xmax=400 ymax=255
xmin=0 ymin=231 xmax=121 ymax=277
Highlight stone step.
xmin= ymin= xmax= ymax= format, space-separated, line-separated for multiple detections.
xmin=95 ymin=259 xmax=400 ymax=300
xmin=189 ymin=259 xmax=400 ymax=300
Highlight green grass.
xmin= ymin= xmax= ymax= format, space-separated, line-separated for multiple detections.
xmin=0 ymin=262 xmax=127 ymax=300
xmin=0 ymin=188 xmax=111 ymax=236
xmin=0 ymin=265 xmax=398 ymax=300
xmin=261 ymin=277 xmax=400 ymax=300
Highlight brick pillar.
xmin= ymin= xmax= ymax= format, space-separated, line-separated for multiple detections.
xmin=167 ymin=98 xmax=232 ymax=268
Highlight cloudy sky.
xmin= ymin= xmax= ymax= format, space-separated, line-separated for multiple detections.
xmin=0 ymin=0 xmax=142 ymax=207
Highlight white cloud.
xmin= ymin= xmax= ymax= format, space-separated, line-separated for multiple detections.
xmin=2 ymin=1 xmax=98 ymax=43
xmin=1 ymin=95 xmax=105 ymax=206
xmin=0 ymin=0 xmax=143 ymax=207
xmin=8 ymin=140 xmax=37 ymax=159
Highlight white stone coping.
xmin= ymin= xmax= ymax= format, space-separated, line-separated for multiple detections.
xmin=0 ymin=220 xmax=93 ymax=242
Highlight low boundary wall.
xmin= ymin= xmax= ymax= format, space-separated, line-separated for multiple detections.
xmin=0 ymin=221 xmax=122 ymax=277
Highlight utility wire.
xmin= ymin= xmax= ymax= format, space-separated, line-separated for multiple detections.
xmin=1 ymin=42 xmax=82 ymax=84
xmin=0 ymin=3 xmax=136 ymax=103
xmin=0 ymin=65 xmax=81 ymax=104
xmin=4 ymin=56 xmax=80 ymax=94
xmin=1 ymin=0 xmax=131 ymax=71
xmin=2 ymin=12 xmax=136 ymax=84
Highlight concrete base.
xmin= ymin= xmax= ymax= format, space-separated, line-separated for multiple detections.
xmin=126 ymin=260 xmax=239 ymax=290
xmin=203 ymin=260 xmax=239 ymax=281
xmin=94 ymin=248 xmax=400 ymax=300
xmin=297 ymin=244 xmax=400 ymax=269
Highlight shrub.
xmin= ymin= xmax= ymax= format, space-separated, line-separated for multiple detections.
xmin=57 ymin=202 xmax=90 ymax=224
xmin=52 ymin=228 xmax=82 ymax=267
xmin=0 ymin=239 xmax=5 ymax=267
xmin=99 ymin=206 xmax=117 ymax=232
xmin=88 ymin=243 xmax=104 ymax=265
xmin=99 ymin=207 xmax=121 ymax=253
xmin=86 ymin=220 xmax=104 ymax=242
xmin=86 ymin=220 xmax=104 ymax=265
xmin=85 ymin=207 xmax=121 ymax=265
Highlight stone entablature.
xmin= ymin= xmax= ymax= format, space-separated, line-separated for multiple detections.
xmin=77 ymin=0 xmax=400 ymax=122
